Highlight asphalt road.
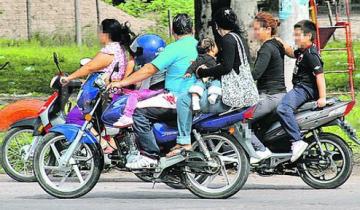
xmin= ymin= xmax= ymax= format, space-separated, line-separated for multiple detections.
xmin=0 ymin=171 xmax=359 ymax=210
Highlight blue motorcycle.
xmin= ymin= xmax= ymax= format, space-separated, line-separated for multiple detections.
xmin=33 ymin=71 xmax=256 ymax=199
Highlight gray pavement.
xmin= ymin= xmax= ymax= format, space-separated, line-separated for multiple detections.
xmin=0 ymin=171 xmax=359 ymax=210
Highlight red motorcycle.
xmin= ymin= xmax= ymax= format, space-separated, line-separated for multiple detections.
xmin=0 ymin=53 xmax=81 ymax=182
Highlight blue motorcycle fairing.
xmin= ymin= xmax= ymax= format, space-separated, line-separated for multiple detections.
xmin=154 ymin=106 xmax=254 ymax=143
xmin=193 ymin=107 xmax=250 ymax=131
xmin=77 ymin=73 xmax=102 ymax=114
xmin=50 ymin=124 xmax=98 ymax=144
xmin=153 ymin=123 xmax=178 ymax=143
xmin=101 ymin=95 xmax=128 ymax=126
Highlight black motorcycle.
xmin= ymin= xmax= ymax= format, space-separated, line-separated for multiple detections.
xmin=248 ymin=98 xmax=358 ymax=189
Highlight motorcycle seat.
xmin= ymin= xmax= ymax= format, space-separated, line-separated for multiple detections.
xmin=296 ymin=97 xmax=337 ymax=113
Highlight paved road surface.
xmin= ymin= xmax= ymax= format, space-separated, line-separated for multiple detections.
xmin=0 ymin=172 xmax=359 ymax=210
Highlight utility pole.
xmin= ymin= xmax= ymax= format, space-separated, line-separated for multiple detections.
xmin=96 ymin=0 xmax=100 ymax=25
xmin=278 ymin=0 xmax=309 ymax=91
xmin=75 ymin=0 xmax=82 ymax=46
xmin=26 ymin=0 xmax=32 ymax=40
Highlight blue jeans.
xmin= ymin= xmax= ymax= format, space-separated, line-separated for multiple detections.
xmin=132 ymin=107 xmax=177 ymax=158
xmin=189 ymin=79 xmax=222 ymax=97
xmin=276 ymin=84 xmax=317 ymax=142
xmin=176 ymin=88 xmax=229 ymax=145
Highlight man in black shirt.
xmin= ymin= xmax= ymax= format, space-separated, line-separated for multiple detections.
xmin=276 ymin=20 xmax=326 ymax=162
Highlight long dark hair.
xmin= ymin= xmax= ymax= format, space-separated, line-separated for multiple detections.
xmin=100 ymin=19 xmax=135 ymax=50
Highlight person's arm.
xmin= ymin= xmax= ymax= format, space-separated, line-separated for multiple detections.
xmin=316 ymin=73 xmax=326 ymax=107
xmin=275 ymin=37 xmax=295 ymax=58
xmin=64 ymin=53 xmax=113 ymax=83
xmin=197 ymin=36 xmax=235 ymax=78
xmin=252 ymin=45 xmax=271 ymax=80
xmin=124 ymin=57 xmax=135 ymax=78
xmin=109 ymin=63 xmax=158 ymax=88
xmin=306 ymin=52 xmax=326 ymax=107
xmin=109 ymin=44 xmax=176 ymax=89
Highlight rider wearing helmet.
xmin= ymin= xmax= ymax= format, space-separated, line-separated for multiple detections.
xmin=109 ymin=13 xmax=198 ymax=169
xmin=129 ymin=34 xmax=166 ymax=90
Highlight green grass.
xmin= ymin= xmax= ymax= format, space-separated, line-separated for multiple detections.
xmin=0 ymin=39 xmax=99 ymax=94
xmin=322 ymin=41 xmax=360 ymax=92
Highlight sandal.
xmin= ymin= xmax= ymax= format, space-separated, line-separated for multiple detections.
xmin=166 ymin=144 xmax=192 ymax=158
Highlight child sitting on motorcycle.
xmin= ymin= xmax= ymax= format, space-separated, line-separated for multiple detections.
xmin=185 ymin=37 xmax=221 ymax=111
xmin=276 ymin=20 xmax=326 ymax=162
xmin=110 ymin=34 xmax=167 ymax=128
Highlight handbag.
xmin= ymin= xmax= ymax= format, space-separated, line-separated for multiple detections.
xmin=221 ymin=32 xmax=259 ymax=108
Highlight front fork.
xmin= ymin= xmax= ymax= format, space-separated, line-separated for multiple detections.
xmin=23 ymin=136 xmax=43 ymax=161
xmin=233 ymin=122 xmax=258 ymax=158
xmin=58 ymin=122 xmax=91 ymax=168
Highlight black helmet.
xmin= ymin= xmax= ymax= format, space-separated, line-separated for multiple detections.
xmin=172 ymin=13 xmax=193 ymax=35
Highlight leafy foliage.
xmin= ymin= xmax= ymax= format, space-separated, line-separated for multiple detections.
xmin=116 ymin=0 xmax=194 ymax=31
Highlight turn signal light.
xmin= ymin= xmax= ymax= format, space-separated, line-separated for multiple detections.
xmin=85 ymin=114 xmax=92 ymax=121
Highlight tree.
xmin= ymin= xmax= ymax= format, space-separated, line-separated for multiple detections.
xmin=195 ymin=0 xmax=258 ymax=60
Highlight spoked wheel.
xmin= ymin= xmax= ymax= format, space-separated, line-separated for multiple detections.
xmin=298 ymin=133 xmax=353 ymax=189
xmin=33 ymin=132 xmax=103 ymax=198
xmin=182 ymin=133 xmax=249 ymax=199
xmin=0 ymin=128 xmax=37 ymax=182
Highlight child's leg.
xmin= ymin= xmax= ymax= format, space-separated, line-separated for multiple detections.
xmin=113 ymin=94 xmax=138 ymax=127
xmin=276 ymin=86 xmax=312 ymax=162
xmin=276 ymin=87 xmax=311 ymax=142
xmin=189 ymin=80 xmax=206 ymax=111
xmin=123 ymin=88 xmax=164 ymax=101
xmin=191 ymin=93 xmax=201 ymax=111
xmin=188 ymin=80 xmax=206 ymax=96
xmin=207 ymin=80 xmax=222 ymax=104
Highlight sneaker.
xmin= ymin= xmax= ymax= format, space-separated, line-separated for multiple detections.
xmin=290 ymin=140 xmax=308 ymax=162
xmin=208 ymin=94 xmax=218 ymax=104
xmin=125 ymin=155 xmax=158 ymax=169
xmin=250 ymin=148 xmax=272 ymax=164
xmin=126 ymin=151 xmax=140 ymax=163
xmin=113 ymin=115 xmax=134 ymax=128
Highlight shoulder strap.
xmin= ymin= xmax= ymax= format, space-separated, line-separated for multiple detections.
xmin=229 ymin=32 xmax=249 ymax=65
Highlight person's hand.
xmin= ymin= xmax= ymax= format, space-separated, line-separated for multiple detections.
xmin=317 ymin=97 xmax=326 ymax=108
xmin=103 ymin=74 xmax=111 ymax=86
xmin=106 ymin=81 xmax=123 ymax=92
xmin=184 ymin=73 xmax=192 ymax=78
xmin=60 ymin=76 xmax=70 ymax=86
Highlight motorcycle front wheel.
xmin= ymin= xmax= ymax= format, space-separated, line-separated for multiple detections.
xmin=33 ymin=132 xmax=103 ymax=198
xmin=298 ymin=132 xmax=353 ymax=189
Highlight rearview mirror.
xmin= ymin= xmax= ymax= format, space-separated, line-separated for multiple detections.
xmin=53 ymin=52 xmax=62 ymax=74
